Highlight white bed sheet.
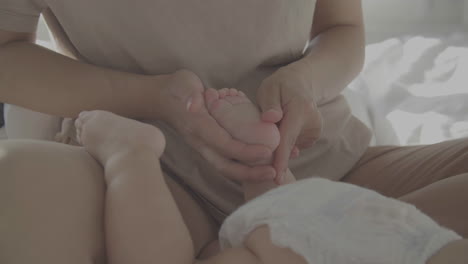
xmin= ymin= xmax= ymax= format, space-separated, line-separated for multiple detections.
xmin=345 ymin=32 xmax=468 ymax=146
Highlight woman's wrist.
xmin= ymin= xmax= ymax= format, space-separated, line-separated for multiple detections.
xmin=283 ymin=25 xmax=365 ymax=105
xmin=269 ymin=60 xmax=317 ymax=104
xmin=141 ymin=70 xmax=206 ymax=129
xmin=131 ymin=74 xmax=171 ymax=121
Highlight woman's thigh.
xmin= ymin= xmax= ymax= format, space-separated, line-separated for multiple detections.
xmin=341 ymin=138 xmax=468 ymax=237
xmin=341 ymin=138 xmax=468 ymax=197
xmin=0 ymin=139 xmax=218 ymax=264
xmin=399 ymin=173 xmax=468 ymax=237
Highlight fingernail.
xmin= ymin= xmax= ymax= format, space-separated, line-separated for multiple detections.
xmin=259 ymin=168 xmax=274 ymax=180
xmin=186 ymin=97 xmax=193 ymax=111
xmin=264 ymin=171 xmax=275 ymax=180
xmin=267 ymin=109 xmax=281 ymax=114
xmin=260 ymin=148 xmax=273 ymax=159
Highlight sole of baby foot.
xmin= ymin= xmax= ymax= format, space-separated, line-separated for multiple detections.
xmin=205 ymin=88 xmax=280 ymax=154
xmin=165 ymin=69 xmax=206 ymax=113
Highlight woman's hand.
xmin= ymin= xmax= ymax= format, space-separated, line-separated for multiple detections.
xmin=158 ymin=70 xmax=276 ymax=182
xmin=257 ymin=62 xmax=323 ymax=185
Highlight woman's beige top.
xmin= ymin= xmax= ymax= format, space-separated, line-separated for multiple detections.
xmin=0 ymin=0 xmax=372 ymax=222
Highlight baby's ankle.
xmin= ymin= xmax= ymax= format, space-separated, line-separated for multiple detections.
xmin=103 ymin=149 xmax=157 ymax=184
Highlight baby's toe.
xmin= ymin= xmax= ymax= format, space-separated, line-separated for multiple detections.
xmin=219 ymin=88 xmax=229 ymax=98
xmin=205 ymin=88 xmax=220 ymax=109
xmin=224 ymin=94 xmax=249 ymax=105
xmin=228 ymin=88 xmax=239 ymax=96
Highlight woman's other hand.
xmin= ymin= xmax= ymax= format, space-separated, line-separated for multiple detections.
xmin=257 ymin=62 xmax=322 ymax=185
xmin=158 ymin=70 xmax=276 ymax=182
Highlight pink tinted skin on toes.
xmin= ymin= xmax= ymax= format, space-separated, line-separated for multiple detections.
xmin=177 ymin=87 xmax=276 ymax=181
xmin=205 ymin=88 xmax=281 ymax=165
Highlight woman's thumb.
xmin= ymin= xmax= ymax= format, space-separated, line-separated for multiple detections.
xmin=257 ymin=83 xmax=283 ymax=123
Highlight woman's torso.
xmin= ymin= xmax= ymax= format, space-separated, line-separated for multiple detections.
xmin=46 ymin=0 xmax=313 ymax=87
xmin=42 ymin=0 xmax=371 ymax=222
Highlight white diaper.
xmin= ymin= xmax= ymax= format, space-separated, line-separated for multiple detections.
xmin=219 ymin=178 xmax=461 ymax=264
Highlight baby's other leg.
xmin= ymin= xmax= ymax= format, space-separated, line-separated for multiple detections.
xmin=238 ymin=169 xmax=306 ymax=264
xmin=205 ymin=88 xmax=280 ymax=154
xmin=196 ymin=231 xmax=306 ymax=264
xmin=205 ymin=88 xmax=294 ymax=200
xmin=206 ymin=88 xmax=306 ymax=264
xmin=76 ymin=110 xmax=195 ymax=264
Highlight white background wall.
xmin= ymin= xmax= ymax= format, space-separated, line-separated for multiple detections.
xmin=363 ymin=0 xmax=468 ymax=42
xmin=465 ymin=0 xmax=468 ymax=25
xmin=363 ymin=0 xmax=466 ymax=24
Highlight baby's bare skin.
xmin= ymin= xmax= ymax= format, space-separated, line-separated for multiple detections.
xmin=74 ymin=85 xmax=303 ymax=264
xmin=74 ymin=88 xmax=465 ymax=264
xmin=205 ymin=88 xmax=280 ymax=156
xmin=75 ymin=111 xmax=165 ymax=178
xmin=204 ymin=87 xmax=295 ymax=201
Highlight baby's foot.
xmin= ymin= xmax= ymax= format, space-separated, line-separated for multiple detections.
xmin=205 ymin=88 xmax=280 ymax=164
xmin=75 ymin=110 xmax=165 ymax=171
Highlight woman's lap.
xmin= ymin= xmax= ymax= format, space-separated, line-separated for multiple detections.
xmin=342 ymin=138 xmax=468 ymax=197
xmin=0 ymin=139 xmax=218 ymax=263
xmin=342 ymin=137 xmax=468 ymax=237
xmin=399 ymin=173 xmax=468 ymax=237
xmin=2 ymin=136 xmax=466 ymax=263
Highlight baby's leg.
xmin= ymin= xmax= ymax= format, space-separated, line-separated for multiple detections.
xmin=205 ymin=88 xmax=293 ymax=200
xmin=75 ymin=106 xmax=297 ymax=264
xmin=196 ymin=228 xmax=305 ymax=264
xmin=207 ymin=88 xmax=307 ymax=264
xmin=205 ymin=88 xmax=280 ymax=153
xmin=206 ymin=88 xmax=467 ymax=264
xmin=76 ymin=110 xmax=195 ymax=264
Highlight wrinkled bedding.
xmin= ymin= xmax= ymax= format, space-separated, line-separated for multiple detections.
xmin=345 ymin=32 xmax=468 ymax=146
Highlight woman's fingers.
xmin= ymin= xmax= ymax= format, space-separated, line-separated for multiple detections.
xmin=273 ymin=104 xmax=304 ymax=185
xmin=290 ymin=146 xmax=300 ymax=159
xmin=295 ymin=102 xmax=322 ymax=149
xmin=257 ymin=82 xmax=284 ymax=124
xmin=187 ymin=113 xmax=275 ymax=181
xmin=192 ymin=116 xmax=273 ymax=164
xmin=198 ymin=144 xmax=276 ymax=182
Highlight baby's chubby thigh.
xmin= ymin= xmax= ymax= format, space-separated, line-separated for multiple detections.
xmin=0 ymin=140 xmax=106 ymax=264
xmin=244 ymin=225 xmax=308 ymax=264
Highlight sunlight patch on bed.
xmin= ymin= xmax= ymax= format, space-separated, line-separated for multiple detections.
xmin=386 ymin=110 xmax=451 ymax=145
xmin=408 ymin=46 xmax=468 ymax=97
